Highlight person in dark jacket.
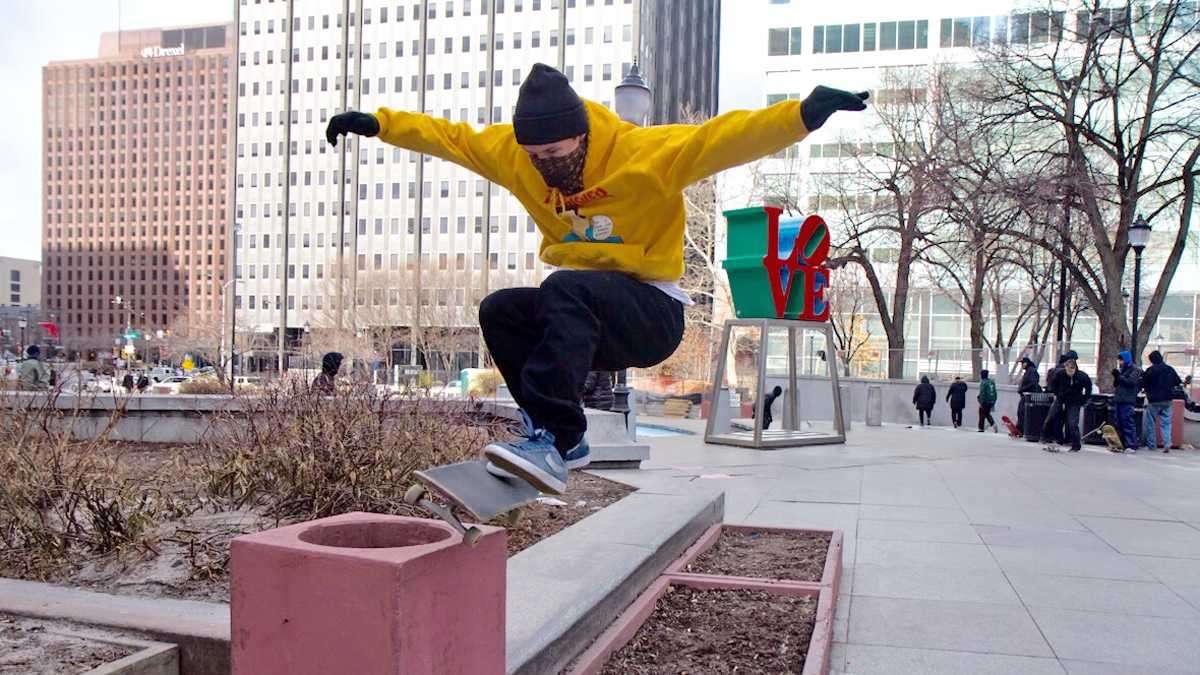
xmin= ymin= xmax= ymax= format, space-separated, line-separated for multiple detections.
xmin=121 ymin=372 xmax=135 ymax=393
xmin=1016 ymin=357 xmax=1040 ymax=433
xmin=1043 ymin=352 xmax=1073 ymax=443
xmin=1041 ymin=355 xmax=1091 ymax=451
xmin=1141 ymin=350 xmax=1182 ymax=453
xmin=912 ymin=376 xmax=936 ymax=426
xmin=1110 ymin=350 xmax=1142 ymax=452
xmin=136 ymin=373 xmax=150 ymax=393
xmin=581 ymin=371 xmax=615 ymax=410
xmin=312 ymin=351 xmax=344 ymax=395
xmin=946 ymin=376 xmax=968 ymax=428
xmin=758 ymin=385 xmax=783 ymax=429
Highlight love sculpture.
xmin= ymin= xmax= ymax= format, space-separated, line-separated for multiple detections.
xmin=722 ymin=205 xmax=831 ymax=321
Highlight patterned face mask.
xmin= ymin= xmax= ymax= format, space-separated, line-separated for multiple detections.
xmin=531 ymin=136 xmax=588 ymax=196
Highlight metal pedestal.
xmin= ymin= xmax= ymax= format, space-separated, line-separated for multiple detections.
xmin=704 ymin=318 xmax=846 ymax=449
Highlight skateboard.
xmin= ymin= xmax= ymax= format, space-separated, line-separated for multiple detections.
xmin=1001 ymin=415 xmax=1022 ymax=438
xmin=1082 ymin=423 xmax=1125 ymax=453
xmin=405 ymin=460 xmax=539 ymax=546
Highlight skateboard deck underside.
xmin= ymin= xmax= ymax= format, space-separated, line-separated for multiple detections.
xmin=414 ymin=460 xmax=539 ymax=522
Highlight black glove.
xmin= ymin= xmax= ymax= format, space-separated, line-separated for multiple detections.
xmin=1112 ymin=369 xmax=1122 ymax=380
xmin=800 ymin=86 xmax=869 ymax=131
xmin=325 ymin=111 xmax=380 ymax=146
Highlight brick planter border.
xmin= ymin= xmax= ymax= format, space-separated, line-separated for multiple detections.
xmin=567 ymin=524 xmax=843 ymax=675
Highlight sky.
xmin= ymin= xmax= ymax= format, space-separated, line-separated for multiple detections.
xmin=0 ymin=0 xmax=233 ymax=262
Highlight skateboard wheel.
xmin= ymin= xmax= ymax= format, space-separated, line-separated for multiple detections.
xmin=404 ymin=484 xmax=426 ymax=505
xmin=463 ymin=527 xmax=482 ymax=546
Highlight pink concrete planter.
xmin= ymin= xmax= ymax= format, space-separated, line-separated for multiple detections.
xmin=231 ymin=512 xmax=506 ymax=675
xmin=568 ymin=575 xmax=835 ymax=675
xmin=569 ymin=525 xmax=843 ymax=675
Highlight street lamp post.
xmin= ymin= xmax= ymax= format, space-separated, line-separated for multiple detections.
xmin=610 ymin=60 xmax=652 ymax=427
xmin=1128 ymin=214 xmax=1152 ymax=362
xmin=17 ymin=318 xmax=27 ymax=355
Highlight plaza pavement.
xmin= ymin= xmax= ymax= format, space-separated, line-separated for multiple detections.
xmin=593 ymin=417 xmax=1200 ymax=675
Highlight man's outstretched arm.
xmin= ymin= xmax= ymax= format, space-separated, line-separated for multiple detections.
xmin=639 ymin=86 xmax=868 ymax=191
xmin=325 ymin=109 xmax=514 ymax=186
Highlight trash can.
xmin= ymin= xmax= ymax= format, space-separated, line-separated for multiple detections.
xmin=1024 ymin=393 xmax=1054 ymax=442
xmin=1082 ymin=394 xmax=1112 ymax=446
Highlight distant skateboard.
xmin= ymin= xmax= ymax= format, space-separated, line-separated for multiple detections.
xmin=1001 ymin=415 xmax=1022 ymax=438
xmin=405 ymin=460 xmax=539 ymax=546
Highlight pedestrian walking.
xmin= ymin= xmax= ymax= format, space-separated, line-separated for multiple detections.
xmin=1111 ymin=350 xmax=1142 ymax=452
xmin=913 ymin=376 xmax=937 ymax=426
xmin=311 ymin=352 xmax=344 ymax=396
xmin=17 ymin=345 xmax=51 ymax=391
xmin=756 ymin=385 xmax=784 ymax=430
xmin=1141 ymin=350 xmax=1182 ymax=453
xmin=1042 ymin=355 xmax=1092 ymax=452
xmin=946 ymin=376 xmax=968 ymax=428
xmin=977 ymin=369 xmax=998 ymax=432
xmin=122 ymin=371 xmax=136 ymax=393
xmin=136 ymin=373 xmax=150 ymax=393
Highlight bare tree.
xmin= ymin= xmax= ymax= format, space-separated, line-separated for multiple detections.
xmin=808 ymin=67 xmax=951 ymax=379
xmin=975 ymin=1 xmax=1200 ymax=385
xmin=826 ymin=268 xmax=876 ymax=377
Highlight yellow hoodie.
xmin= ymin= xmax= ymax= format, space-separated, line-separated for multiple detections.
xmin=374 ymin=99 xmax=810 ymax=282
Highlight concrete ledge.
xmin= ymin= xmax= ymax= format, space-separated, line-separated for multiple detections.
xmin=89 ymin=640 xmax=179 ymax=675
xmin=0 ymin=578 xmax=229 ymax=675
xmin=506 ymin=486 xmax=725 ymax=675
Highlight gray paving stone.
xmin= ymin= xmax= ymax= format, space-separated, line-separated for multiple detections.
xmin=743 ymin=500 xmax=860 ymax=533
xmin=1078 ymin=516 xmax=1200 ymax=558
xmin=855 ymin=540 xmax=999 ymax=571
xmin=841 ymin=644 xmax=1067 ymax=675
xmin=847 ymin=596 xmax=1053 ymax=656
xmin=858 ymin=504 xmax=970 ymax=523
xmin=989 ymin=545 xmax=1156 ymax=581
xmin=1029 ymin=606 xmax=1200 ymax=670
xmin=960 ymin=502 xmax=1084 ymax=530
xmin=974 ymin=525 xmax=1113 ymax=551
xmin=766 ymin=466 xmax=862 ymax=503
xmin=1061 ymin=660 xmax=1200 ymax=675
xmin=852 ymin=564 xmax=1020 ymax=604
xmin=1006 ymin=573 xmax=1200 ymax=618
xmin=858 ymin=519 xmax=982 ymax=544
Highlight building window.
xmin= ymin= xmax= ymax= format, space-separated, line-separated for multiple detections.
xmin=768 ymin=28 xmax=789 ymax=55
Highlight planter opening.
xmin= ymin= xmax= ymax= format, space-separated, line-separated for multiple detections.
xmin=686 ymin=529 xmax=831 ymax=582
xmin=298 ymin=520 xmax=452 ymax=549
xmin=599 ymin=586 xmax=816 ymax=674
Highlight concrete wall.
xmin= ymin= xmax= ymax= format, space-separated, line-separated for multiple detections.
xmin=757 ymin=376 xmax=1021 ymax=428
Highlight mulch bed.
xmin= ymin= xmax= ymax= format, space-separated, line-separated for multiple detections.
xmin=685 ymin=529 xmax=831 ymax=582
xmin=599 ymin=586 xmax=816 ymax=675
xmin=500 ymin=472 xmax=633 ymax=556
xmin=0 ymin=614 xmax=134 ymax=675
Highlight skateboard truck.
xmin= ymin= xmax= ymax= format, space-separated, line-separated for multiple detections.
xmin=404 ymin=484 xmax=483 ymax=546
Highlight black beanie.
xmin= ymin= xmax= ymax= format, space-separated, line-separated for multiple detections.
xmin=513 ymin=64 xmax=589 ymax=145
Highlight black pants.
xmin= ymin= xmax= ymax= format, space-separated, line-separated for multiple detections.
xmin=1042 ymin=401 xmax=1082 ymax=449
xmin=950 ymin=406 xmax=963 ymax=427
xmin=480 ymin=270 xmax=685 ymax=452
xmin=978 ymin=403 xmax=995 ymax=431
xmin=918 ymin=408 xmax=931 ymax=425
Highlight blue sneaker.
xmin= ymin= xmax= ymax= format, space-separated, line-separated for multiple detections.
xmin=484 ymin=411 xmax=569 ymax=494
xmin=563 ymin=436 xmax=591 ymax=469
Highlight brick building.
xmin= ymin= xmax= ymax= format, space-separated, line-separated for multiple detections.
xmin=42 ymin=24 xmax=233 ymax=355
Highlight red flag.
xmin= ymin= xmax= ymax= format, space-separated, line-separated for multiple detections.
xmin=38 ymin=322 xmax=60 ymax=340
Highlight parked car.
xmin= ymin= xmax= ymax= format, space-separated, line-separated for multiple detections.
xmin=150 ymin=376 xmax=191 ymax=395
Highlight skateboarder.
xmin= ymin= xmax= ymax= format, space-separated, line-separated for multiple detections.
xmin=326 ymin=64 xmax=868 ymax=494
xmin=946 ymin=376 xmax=968 ymax=428
xmin=1042 ymin=354 xmax=1092 ymax=452
xmin=913 ymin=376 xmax=936 ymax=426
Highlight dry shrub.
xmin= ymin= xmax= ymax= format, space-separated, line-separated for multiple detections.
xmin=200 ymin=384 xmax=511 ymax=523
xmin=179 ymin=379 xmax=229 ymax=395
xmin=0 ymin=391 xmax=179 ymax=579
